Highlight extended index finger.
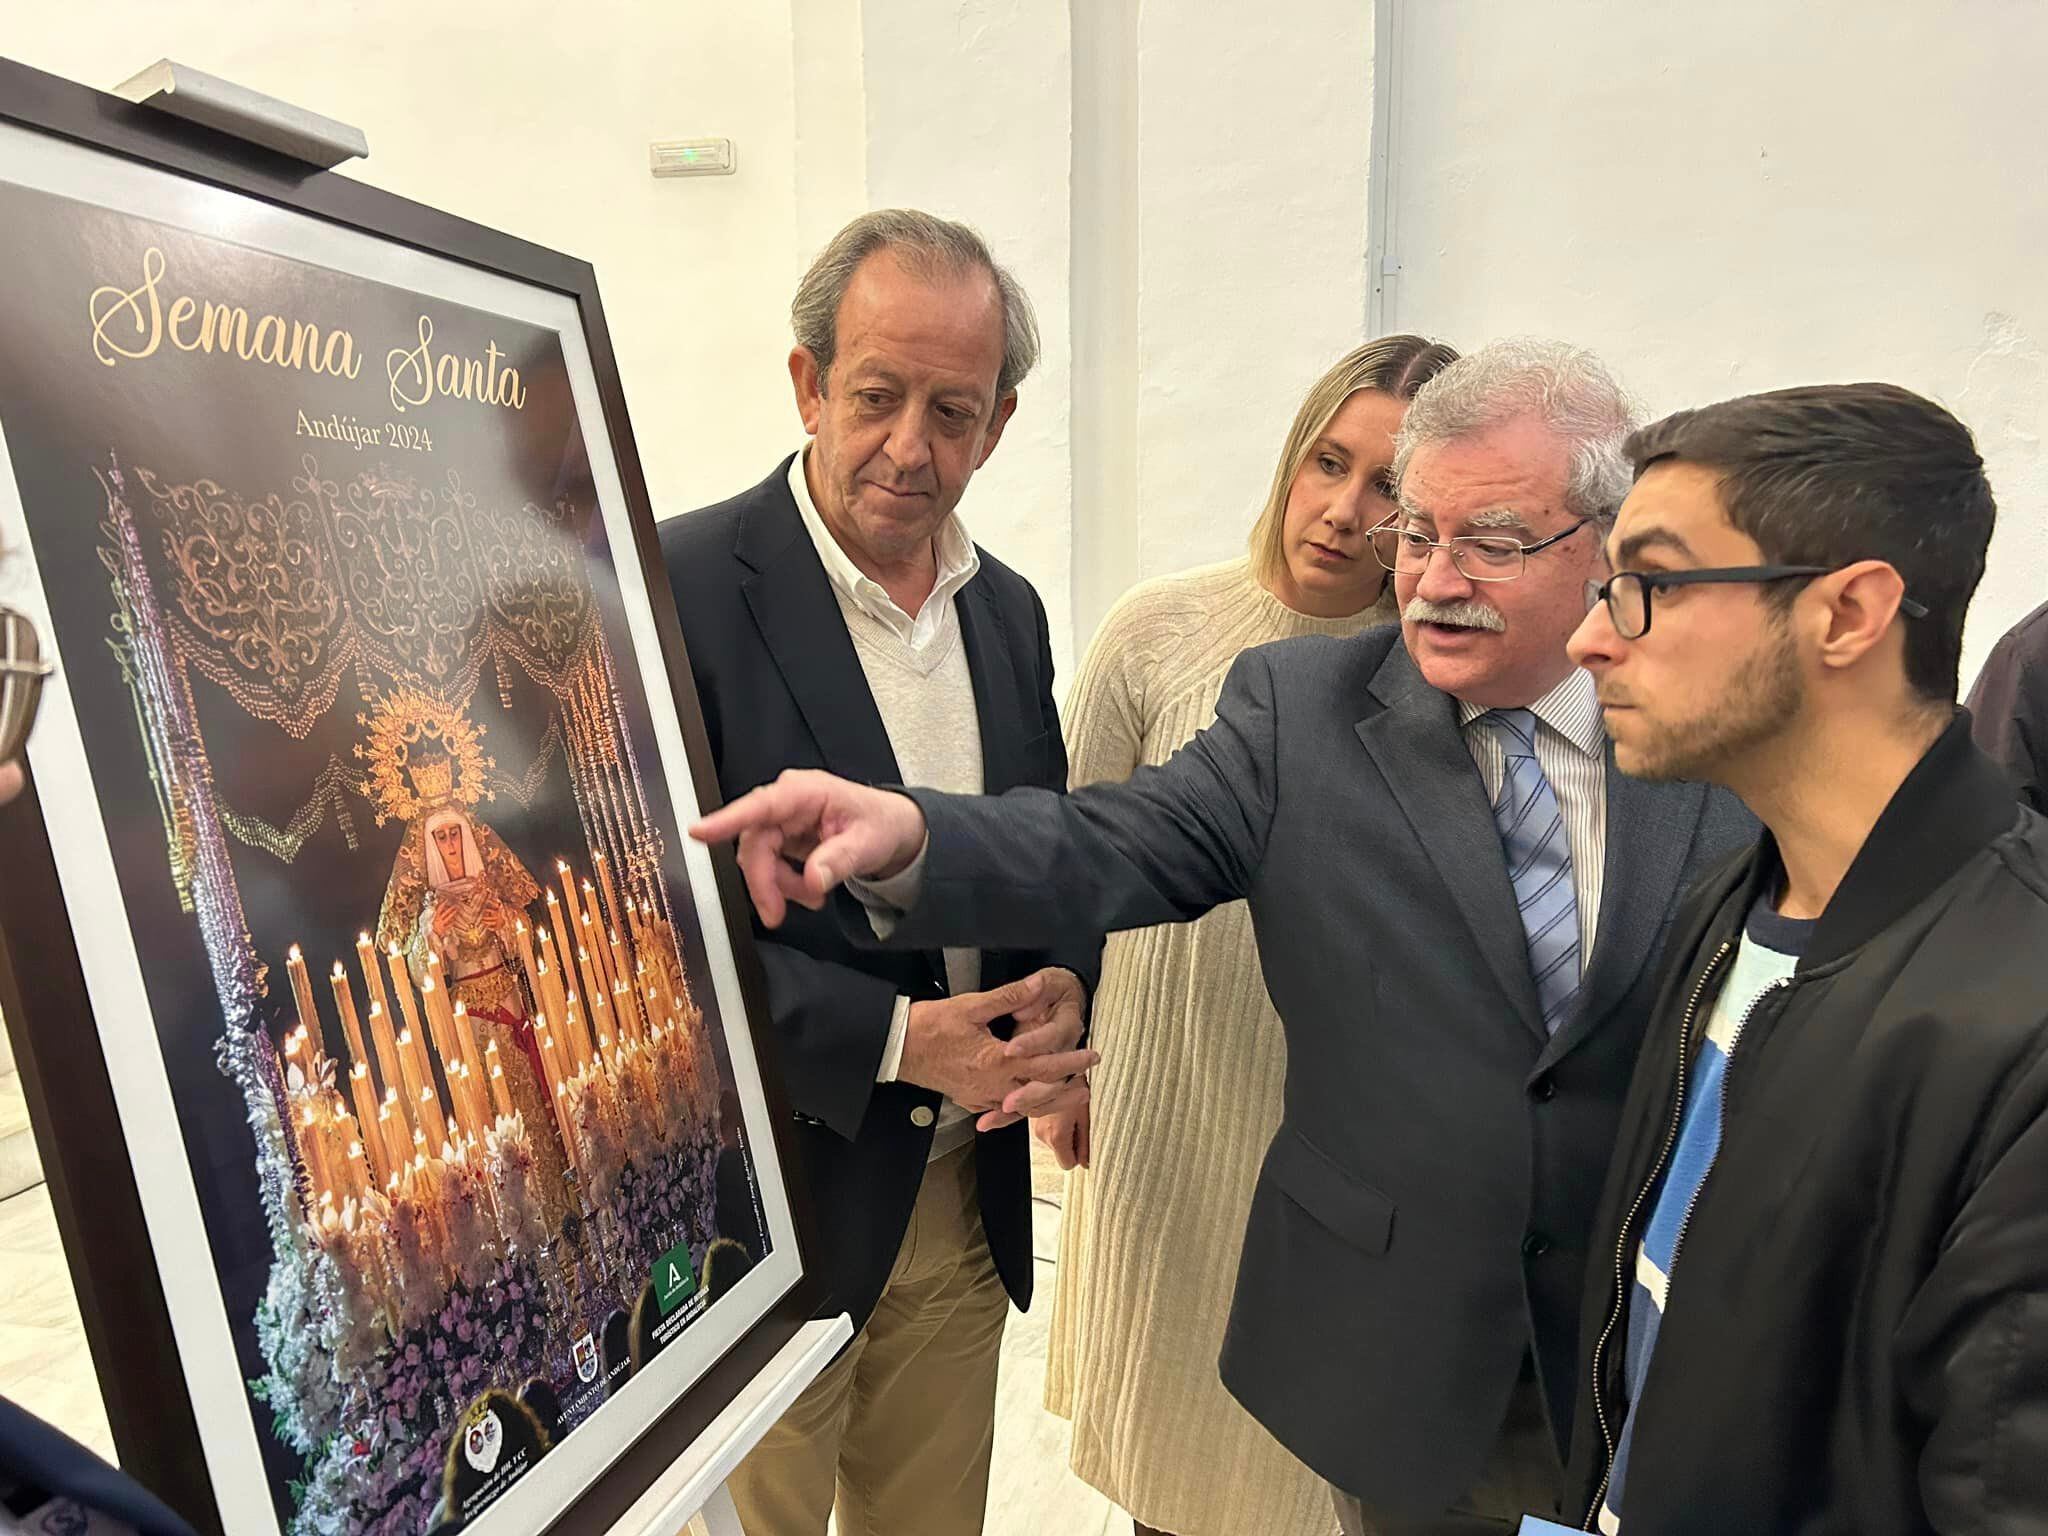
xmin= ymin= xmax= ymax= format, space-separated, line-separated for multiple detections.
xmin=691 ymin=782 xmax=794 ymax=845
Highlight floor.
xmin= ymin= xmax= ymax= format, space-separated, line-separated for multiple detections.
xmin=982 ymin=1142 xmax=1122 ymax=1536
xmin=0 ymin=1054 xmax=1119 ymax=1534
xmin=0 ymin=1062 xmax=116 ymax=1462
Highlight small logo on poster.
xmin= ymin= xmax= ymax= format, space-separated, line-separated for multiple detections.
xmin=653 ymin=1239 xmax=698 ymax=1316
xmin=462 ymin=1408 xmax=504 ymax=1474
xmin=573 ymin=1330 xmax=599 ymax=1383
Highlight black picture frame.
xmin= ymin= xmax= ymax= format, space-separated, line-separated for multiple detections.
xmin=0 ymin=54 xmax=825 ymax=1536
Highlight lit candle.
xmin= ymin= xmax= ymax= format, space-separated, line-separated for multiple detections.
xmin=557 ymin=860 xmax=585 ymax=945
xmin=344 ymin=1140 xmax=370 ymax=1203
xmin=565 ymin=991 xmax=593 ymax=1072
xmin=393 ymin=1027 xmax=433 ymax=1143
xmin=586 ymin=986 xmax=612 ymax=1065
xmin=417 ymin=1082 xmax=450 ymax=1159
xmin=542 ymin=896 xmax=570 ymax=980
xmin=579 ymin=904 xmax=618 ymax=1000
xmin=355 ymin=929 xmax=392 ymax=1029
xmin=608 ymin=928 xmax=644 ymax=1039
xmin=347 ymin=1063 xmax=385 ymax=1186
xmin=537 ymin=955 xmax=570 ymax=1057
xmin=581 ymin=887 xmax=617 ymax=995
xmin=593 ymin=850 xmax=625 ymax=943
xmin=364 ymin=1000 xmax=416 ymax=1137
xmin=298 ymin=1102 xmax=332 ymax=1208
xmin=513 ymin=919 xmax=544 ymax=1010
xmin=377 ymin=1093 xmax=405 ymax=1183
xmin=609 ymin=976 xmax=641 ymax=1045
xmin=284 ymin=945 xmax=324 ymax=1056
xmin=575 ymin=939 xmax=608 ymax=1040
xmin=534 ymin=1018 xmax=563 ymax=1091
xmin=452 ymin=999 xmax=489 ymax=1100
xmin=385 ymin=943 xmax=427 ymax=1056
xmin=417 ymin=972 xmax=457 ymax=1082
xmin=487 ymin=1059 xmax=515 ymax=1121
xmin=447 ymin=1060 xmax=480 ymax=1143
xmin=329 ymin=962 xmax=370 ymax=1075
xmin=533 ymin=1024 xmax=576 ymax=1160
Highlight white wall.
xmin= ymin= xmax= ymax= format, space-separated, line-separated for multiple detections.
xmin=852 ymin=0 xmax=1079 ymax=678
xmin=17 ymin=6 xmax=2040 ymax=689
xmin=5 ymin=1 xmax=811 ymax=522
xmin=1379 ymin=0 xmax=2048 ymax=690
xmin=1069 ymin=0 xmax=1379 ymax=648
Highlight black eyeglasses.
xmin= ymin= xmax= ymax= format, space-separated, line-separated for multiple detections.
xmin=1586 ymin=566 xmax=1930 ymax=641
xmin=1368 ymin=515 xmax=1596 ymax=582
xmin=0 ymin=605 xmax=54 ymax=767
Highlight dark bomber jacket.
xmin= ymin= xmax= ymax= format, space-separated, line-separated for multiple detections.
xmin=1564 ymin=715 xmax=2048 ymax=1534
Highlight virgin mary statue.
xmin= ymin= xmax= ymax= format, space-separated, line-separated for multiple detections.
xmin=375 ymin=752 xmax=572 ymax=1228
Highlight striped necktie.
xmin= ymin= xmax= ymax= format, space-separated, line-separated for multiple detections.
xmin=1486 ymin=708 xmax=1580 ymax=1035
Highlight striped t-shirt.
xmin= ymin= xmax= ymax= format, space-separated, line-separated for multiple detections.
xmin=1599 ymin=895 xmax=1812 ymax=1533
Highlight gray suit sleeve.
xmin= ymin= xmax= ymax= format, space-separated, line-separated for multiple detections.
xmin=878 ymin=645 xmax=1280 ymax=951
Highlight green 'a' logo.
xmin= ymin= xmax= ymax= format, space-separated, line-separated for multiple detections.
xmin=654 ymin=1239 xmax=698 ymax=1315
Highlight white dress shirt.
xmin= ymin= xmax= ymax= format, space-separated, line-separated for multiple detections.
xmin=1456 ymin=665 xmax=1609 ymax=964
xmin=789 ymin=449 xmax=985 ymax=1156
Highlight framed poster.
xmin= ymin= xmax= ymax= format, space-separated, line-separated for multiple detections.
xmin=0 ymin=57 xmax=823 ymax=1536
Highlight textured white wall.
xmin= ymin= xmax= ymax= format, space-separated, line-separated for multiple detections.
xmin=1069 ymin=0 xmax=1379 ymax=647
xmin=855 ymin=0 xmax=1078 ymax=679
xmin=5 ymin=2 xmax=809 ymax=523
xmin=1380 ymin=0 xmax=2048 ymax=690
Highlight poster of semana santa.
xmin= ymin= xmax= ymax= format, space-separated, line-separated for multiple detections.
xmin=0 ymin=114 xmax=801 ymax=1536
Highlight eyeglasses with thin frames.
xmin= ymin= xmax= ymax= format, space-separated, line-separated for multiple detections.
xmin=0 ymin=605 xmax=55 ymax=768
xmin=1368 ymin=515 xmax=1596 ymax=582
xmin=1586 ymin=566 xmax=1930 ymax=641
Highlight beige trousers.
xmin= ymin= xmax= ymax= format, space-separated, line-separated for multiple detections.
xmin=727 ymin=1143 xmax=1010 ymax=1536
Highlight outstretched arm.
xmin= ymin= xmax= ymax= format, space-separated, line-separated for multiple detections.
xmin=691 ymin=645 xmax=1282 ymax=950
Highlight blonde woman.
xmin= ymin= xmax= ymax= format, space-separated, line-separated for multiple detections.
xmin=1039 ymin=335 xmax=1458 ymax=1536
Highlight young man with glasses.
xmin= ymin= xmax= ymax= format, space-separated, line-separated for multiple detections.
xmin=689 ymin=340 xmax=1758 ymax=1534
xmin=1562 ymin=383 xmax=2048 ymax=1534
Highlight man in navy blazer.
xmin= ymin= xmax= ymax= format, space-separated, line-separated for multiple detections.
xmin=659 ymin=210 xmax=1096 ymax=1536
xmin=694 ymin=342 xmax=1758 ymax=1535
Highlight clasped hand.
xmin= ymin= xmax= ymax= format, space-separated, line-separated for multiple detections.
xmin=901 ymin=967 xmax=1096 ymax=1131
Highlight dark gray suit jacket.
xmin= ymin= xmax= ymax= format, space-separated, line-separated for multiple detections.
xmin=873 ymin=626 xmax=1755 ymax=1517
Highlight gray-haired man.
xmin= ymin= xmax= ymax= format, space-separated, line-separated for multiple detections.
xmin=692 ymin=342 xmax=1757 ymax=1534
xmin=659 ymin=210 xmax=1097 ymax=1535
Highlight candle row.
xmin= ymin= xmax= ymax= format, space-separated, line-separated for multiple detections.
xmin=283 ymin=931 xmax=533 ymax=1213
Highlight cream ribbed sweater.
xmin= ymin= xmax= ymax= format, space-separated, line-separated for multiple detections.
xmin=1047 ymin=558 xmax=1397 ymax=1535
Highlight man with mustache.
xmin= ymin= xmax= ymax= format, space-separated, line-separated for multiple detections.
xmin=691 ymin=340 xmax=1755 ymax=1534
xmin=658 ymin=209 xmax=1098 ymax=1536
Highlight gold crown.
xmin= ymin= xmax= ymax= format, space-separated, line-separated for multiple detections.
xmin=356 ymin=689 xmax=494 ymax=825
xmin=407 ymin=755 xmax=454 ymax=805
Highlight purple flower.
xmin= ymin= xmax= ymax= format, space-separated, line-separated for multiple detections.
xmin=404 ymin=1344 xmax=421 ymax=1366
xmin=429 ymin=1338 xmax=447 ymax=1361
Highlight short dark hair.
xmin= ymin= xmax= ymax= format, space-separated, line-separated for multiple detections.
xmin=1626 ymin=383 xmax=1995 ymax=702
